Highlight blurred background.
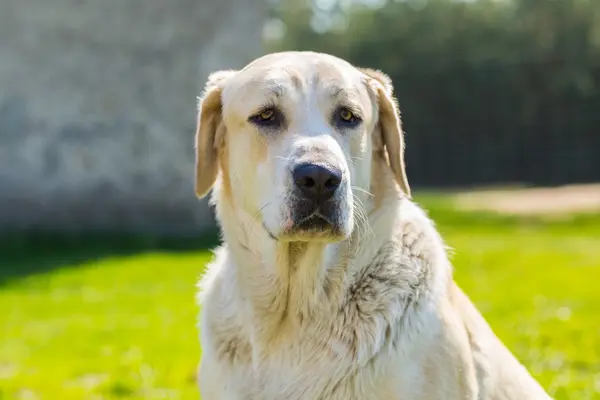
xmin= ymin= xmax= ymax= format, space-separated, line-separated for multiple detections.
xmin=1 ymin=0 xmax=599 ymax=399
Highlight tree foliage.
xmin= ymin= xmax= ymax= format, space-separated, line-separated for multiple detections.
xmin=268 ymin=0 xmax=600 ymax=186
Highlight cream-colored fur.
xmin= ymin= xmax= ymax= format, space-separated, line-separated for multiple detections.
xmin=194 ymin=51 xmax=551 ymax=399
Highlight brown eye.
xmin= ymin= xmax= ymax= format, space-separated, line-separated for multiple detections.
xmin=334 ymin=107 xmax=361 ymax=128
xmin=259 ymin=109 xmax=274 ymax=121
xmin=340 ymin=108 xmax=354 ymax=122
xmin=249 ymin=107 xmax=282 ymax=127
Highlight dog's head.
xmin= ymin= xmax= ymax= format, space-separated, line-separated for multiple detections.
xmin=195 ymin=51 xmax=410 ymax=243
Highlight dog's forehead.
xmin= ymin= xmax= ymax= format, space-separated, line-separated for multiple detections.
xmin=224 ymin=52 xmax=366 ymax=105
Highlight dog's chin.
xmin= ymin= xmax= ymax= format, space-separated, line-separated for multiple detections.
xmin=271 ymin=215 xmax=352 ymax=243
xmin=262 ymin=218 xmax=350 ymax=243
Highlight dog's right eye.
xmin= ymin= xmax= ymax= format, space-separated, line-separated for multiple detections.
xmin=248 ymin=107 xmax=282 ymax=127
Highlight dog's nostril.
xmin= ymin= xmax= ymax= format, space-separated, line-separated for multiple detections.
xmin=295 ymin=175 xmax=315 ymax=188
xmin=293 ymin=163 xmax=342 ymax=203
xmin=325 ymin=177 xmax=340 ymax=189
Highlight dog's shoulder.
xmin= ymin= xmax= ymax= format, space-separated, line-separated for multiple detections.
xmin=350 ymin=199 xmax=449 ymax=298
xmin=397 ymin=199 xmax=448 ymax=259
xmin=335 ymin=200 xmax=451 ymax=359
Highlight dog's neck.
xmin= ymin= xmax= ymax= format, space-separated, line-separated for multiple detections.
xmin=216 ymin=196 xmax=349 ymax=318
xmin=210 ymin=166 xmax=406 ymax=343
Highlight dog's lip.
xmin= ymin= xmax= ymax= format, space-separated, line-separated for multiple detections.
xmin=262 ymin=208 xmax=341 ymax=241
xmin=295 ymin=210 xmax=334 ymax=228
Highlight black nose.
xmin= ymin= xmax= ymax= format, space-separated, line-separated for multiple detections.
xmin=293 ymin=163 xmax=342 ymax=203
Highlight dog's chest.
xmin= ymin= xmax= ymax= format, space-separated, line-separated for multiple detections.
xmin=223 ymin=337 xmax=405 ymax=400
xmin=210 ymin=265 xmax=429 ymax=399
xmin=214 ymin=310 xmax=437 ymax=400
xmin=201 ymin=213 xmax=443 ymax=399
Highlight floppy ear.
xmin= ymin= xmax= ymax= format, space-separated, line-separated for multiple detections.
xmin=359 ymin=68 xmax=411 ymax=199
xmin=195 ymin=70 xmax=237 ymax=198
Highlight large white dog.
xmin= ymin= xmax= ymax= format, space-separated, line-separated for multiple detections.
xmin=194 ymin=51 xmax=551 ymax=399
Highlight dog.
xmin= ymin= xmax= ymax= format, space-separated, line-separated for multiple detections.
xmin=194 ymin=51 xmax=551 ymax=399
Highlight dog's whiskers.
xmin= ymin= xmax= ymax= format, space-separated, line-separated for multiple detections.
xmin=249 ymin=202 xmax=277 ymax=241
xmin=352 ymin=186 xmax=374 ymax=198
xmin=352 ymin=193 xmax=374 ymax=249
xmin=255 ymin=202 xmax=272 ymax=219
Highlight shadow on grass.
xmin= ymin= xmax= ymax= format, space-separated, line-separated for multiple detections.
xmin=0 ymin=230 xmax=220 ymax=286
xmin=2 ymin=195 xmax=598 ymax=286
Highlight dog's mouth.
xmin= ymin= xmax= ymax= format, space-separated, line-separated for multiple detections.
xmin=263 ymin=213 xmax=339 ymax=241
xmin=267 ymin=204 xmax=346 ymax=242
xmin=294 ymin=210 xmax=335 ymax=231
xmin=261 ymin=195 xmax=353 ymax=242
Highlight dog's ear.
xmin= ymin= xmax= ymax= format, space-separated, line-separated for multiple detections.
xmin=195 ymin=70 xmax=237 ymax=198
xmin=359 ymin=68 xmax=411 ymax=199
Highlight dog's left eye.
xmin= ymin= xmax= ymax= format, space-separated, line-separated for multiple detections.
xmin=249 ymin=107 xmax=282 ymax=127
xmin=335 ymin=107 xmax=361 ymax=127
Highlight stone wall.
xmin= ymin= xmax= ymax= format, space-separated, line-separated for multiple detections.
xmin=0 ymin=0 xmax=264 ymax=235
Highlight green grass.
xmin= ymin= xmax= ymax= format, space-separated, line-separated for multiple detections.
xmin=1 ymin=197 xmax=599 ymax=399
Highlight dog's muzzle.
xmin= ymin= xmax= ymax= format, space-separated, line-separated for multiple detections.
xmin=289 ymin=163 xmax=343 ymax=233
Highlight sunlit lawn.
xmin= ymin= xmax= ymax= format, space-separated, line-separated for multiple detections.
xmin=1 ymin=196 xmax=599 ymax=399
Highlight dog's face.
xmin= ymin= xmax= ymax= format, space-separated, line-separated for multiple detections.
xmin=195 ymin=52 xmax=410 ymax=243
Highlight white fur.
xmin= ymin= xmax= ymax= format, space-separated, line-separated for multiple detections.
xmin=194 ymin=51 xmax=551 ymax=399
